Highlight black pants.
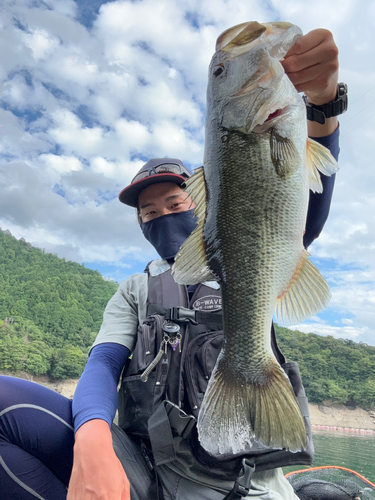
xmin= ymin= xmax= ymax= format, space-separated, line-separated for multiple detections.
xmin=0 ymin=375 xmax=157 ymax=500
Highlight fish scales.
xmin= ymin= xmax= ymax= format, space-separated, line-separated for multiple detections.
xmin=173 ymin=21 xmax=338 ymax=457
xmin=206 ymin=130 xmax=307 ymax=379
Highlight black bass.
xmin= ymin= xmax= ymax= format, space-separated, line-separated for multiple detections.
xmin=173 ymin=21 xmax=338 ymax=456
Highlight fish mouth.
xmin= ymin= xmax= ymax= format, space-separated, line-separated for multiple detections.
xmin=251 ymin=104 xmax=291 ymax=134
xmin=265 ymin=105 xmax=289 ymax=122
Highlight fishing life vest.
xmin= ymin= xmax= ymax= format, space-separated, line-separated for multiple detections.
xmin=117 ymin=262 xmax=314 ymax=479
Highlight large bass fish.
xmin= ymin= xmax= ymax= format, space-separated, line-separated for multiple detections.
xmin=173 ymin=22 xmax=338 ymax=456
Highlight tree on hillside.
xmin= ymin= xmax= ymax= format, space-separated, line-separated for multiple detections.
xmin=50 ymin=345 xmax=87 ymax=379
xmin=275 ymin=324 xmax=375 ymax=410
xmin=0 ymin=229 xmax=118 ymax=379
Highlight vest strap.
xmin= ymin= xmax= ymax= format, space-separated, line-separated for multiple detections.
xmin=147 ymin=304 xmax=223 ymax=327
xmin=223 ymin=459 xmax=255 ymax=500
xmin=148 ymin=401 xmax=196 ymax=466
xmin=148 ymin=401 xmax=176 ymax=466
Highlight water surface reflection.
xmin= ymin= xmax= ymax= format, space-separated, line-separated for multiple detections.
xmin=284 ymin=429 xmax=375 ymax=483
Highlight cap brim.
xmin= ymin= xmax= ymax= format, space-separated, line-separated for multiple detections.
xmin=118 ymin=173 xmax=187 ymax=207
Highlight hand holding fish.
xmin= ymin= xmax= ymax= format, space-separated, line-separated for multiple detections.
xmin=281 ymin=28 xmax=339 ymax=105
xmin=282 ymin=29 xmax=339 ymax=136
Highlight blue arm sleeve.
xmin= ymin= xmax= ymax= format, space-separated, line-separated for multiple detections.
xmin=303 ymin=126 xmax=340 ymax=249
xmin=72 ymin=342 xmax=130 ymax=432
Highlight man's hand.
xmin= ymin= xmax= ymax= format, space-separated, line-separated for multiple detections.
xmin=67 ymin=420 xmax=130 ymax=500
xmin=282 ymin=29 xmax=339 ymax=136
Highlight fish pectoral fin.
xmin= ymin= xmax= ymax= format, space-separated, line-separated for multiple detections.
xmin=270 ymin=129 xmax=301 ymax=179
xmin=306 ymin=137 xmax=339 ymax=193
xmin=172 ymin=222 xmax=216 ymax=284
xmin=275 ymin=249 xmax=331 ymax=326
xmin=172 ymin=167 xmax=216 ymax=285
xmin=197 ymin=359 xmax=307 ymax=455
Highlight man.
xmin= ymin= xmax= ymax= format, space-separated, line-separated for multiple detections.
xmin=0 ymin=29 xmax=343 ymax=500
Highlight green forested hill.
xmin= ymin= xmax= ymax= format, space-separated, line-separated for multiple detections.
xmin=275 ymin=325 xmax=375 ymax=409
xmin=0 ymin=228 xmax=118 ymax=378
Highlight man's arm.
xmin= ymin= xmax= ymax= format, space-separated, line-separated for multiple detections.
xmin=68 ymin=343 xmax=131 ymax=500
xmin=67 ymin=278 xmax=140 ymax=500
xmin=303 ymin=128 xmax=339 ymax=248
xmin=282 ymin=29 xmax=340 ymax=247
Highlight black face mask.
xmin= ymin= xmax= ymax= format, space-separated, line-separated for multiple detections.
xmin=140 ymin=209 xmax=197 ymax=261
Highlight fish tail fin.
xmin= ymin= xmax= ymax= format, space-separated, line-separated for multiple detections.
xmin=198 ymin=359 xmax=307 ymax=455
xmin=251 ymin=362 xmax=307 ymax=452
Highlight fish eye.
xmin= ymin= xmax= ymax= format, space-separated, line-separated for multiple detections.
xmin=213 ymin=64 xmax=224 ymax=77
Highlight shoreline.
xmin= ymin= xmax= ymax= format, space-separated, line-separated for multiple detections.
xmin=2 ymin=373 xmax=375 ymax=432
xmin=308 ymin=401 xmax=375 ymax=433
xmin=311 ymin=424 xmax=374 ymax=434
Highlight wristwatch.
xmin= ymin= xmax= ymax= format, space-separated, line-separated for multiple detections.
xmin=303 ymin=83 xmax=348 ymax=124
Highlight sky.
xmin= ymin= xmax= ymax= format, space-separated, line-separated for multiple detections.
xmin=1 ymin=0 xmax=375 ymax=346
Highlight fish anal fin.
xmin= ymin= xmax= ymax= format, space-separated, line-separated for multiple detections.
xmin=270 ymin=129 xmax=301 ymax=179
xmin=197 ymin=358 xmax=306 ymax=455
xmin=306 ymin=137 xmax=339 ymax=193
xmin=275 ymin=249 xmax=331 ymax=326
xmin=172 ymin=167 xmax=216 ymax=285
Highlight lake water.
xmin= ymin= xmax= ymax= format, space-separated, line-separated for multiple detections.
xmin=284 ymin=428 xmax=375 ymax=484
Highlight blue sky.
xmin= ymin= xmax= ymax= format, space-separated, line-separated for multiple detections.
xmin=1 ymin=0 xmax=375 ymax=346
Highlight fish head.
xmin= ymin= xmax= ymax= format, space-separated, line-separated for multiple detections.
xmin=207 ymin=21 xmax=305 ymax=136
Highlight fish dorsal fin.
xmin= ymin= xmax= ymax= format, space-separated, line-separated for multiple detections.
xmin=275 ymin=249 xmax=331 ymax=326
xmin=306 ymin=137 xmax=339 ymax=193
xmin=270 ymin=129 xmax=301 ymax=179
xmin=172 ymin=167 xmax=216 ymax=285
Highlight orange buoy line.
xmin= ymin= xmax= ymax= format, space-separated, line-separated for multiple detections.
xmin=284 ymin=465 xmax=375 ymax=487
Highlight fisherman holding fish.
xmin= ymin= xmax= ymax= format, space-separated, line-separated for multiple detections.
xmin=0 ymin=24 xmax=346 ymax=500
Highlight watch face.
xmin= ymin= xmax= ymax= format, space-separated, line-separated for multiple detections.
xmin=337 ymin=83 xmax=348 ymax=114
xmin=338 ymin=82 xmax=348 ymax=97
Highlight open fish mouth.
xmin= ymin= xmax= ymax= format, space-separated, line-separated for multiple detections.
xmin=265 ymin=106 xmax=289 ymax=122
xmin=252 ymin=104 xmax=291 ymax=133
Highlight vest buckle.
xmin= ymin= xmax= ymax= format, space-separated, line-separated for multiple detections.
xmin=223 ymin=459 xmax=255 ymax=500
xmin=169 ymin=307 xmax=198 ymax=325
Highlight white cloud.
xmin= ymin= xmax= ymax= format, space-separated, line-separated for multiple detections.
xmin=290 ymin=322 xmax=369 ymax=342
xmin=48 ymin=108 xmax=105 ymax=156
xmin=20 ymin=27 xmax=60 ymax=60
xmin=40 ymin=153 xmax=83 ymax=174
xmin=115 ymin=119 xmax=150 ymax=151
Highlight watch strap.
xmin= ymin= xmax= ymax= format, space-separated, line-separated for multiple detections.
xmin=304 ymin=83 xmax=348 ymax=124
